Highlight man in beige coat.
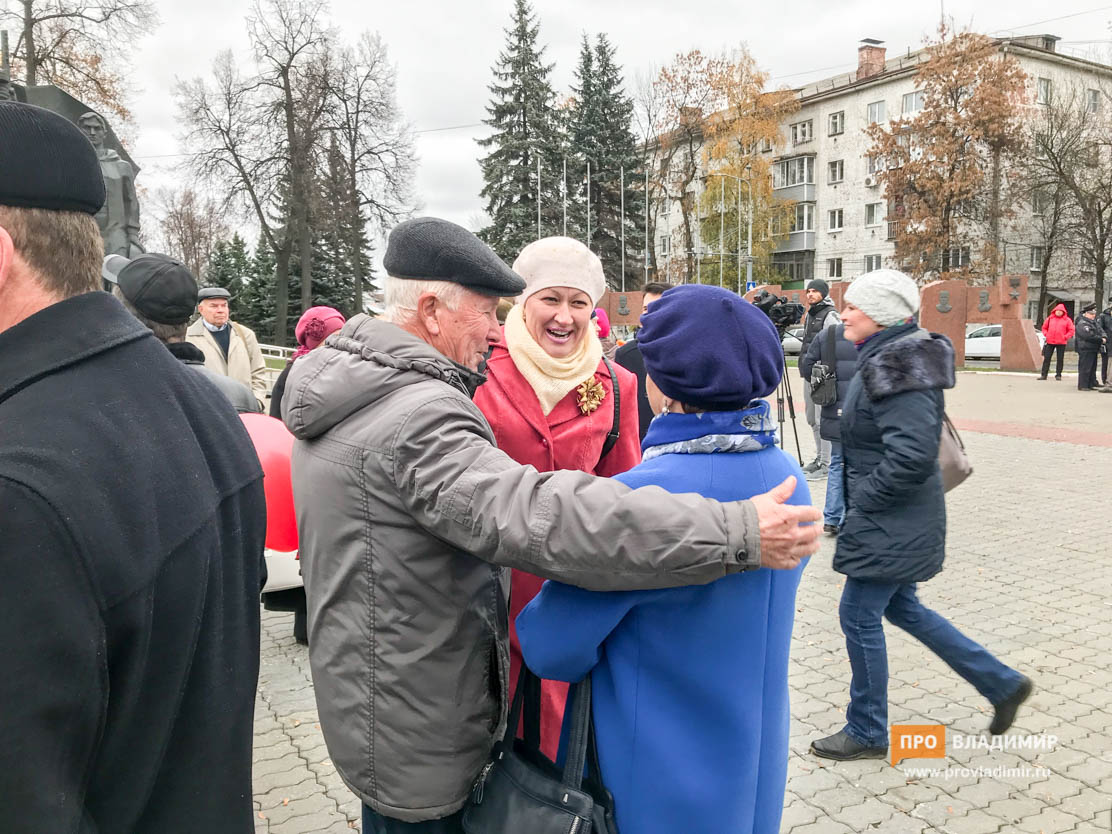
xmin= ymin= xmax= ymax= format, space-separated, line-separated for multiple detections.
xmin=186 ymin=287 xmax=268 ymax=409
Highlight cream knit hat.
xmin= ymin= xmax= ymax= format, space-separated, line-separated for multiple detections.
xmin=511 ymin=237 xmax=607 ymax=306
xmin=845 ymin=269 xmax=921 ymax=327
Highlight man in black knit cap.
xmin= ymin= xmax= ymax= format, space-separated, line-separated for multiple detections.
xmin=0 ymin=102 xmax=266 ymax=832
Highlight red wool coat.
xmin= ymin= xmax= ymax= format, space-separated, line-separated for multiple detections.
xmin=473 ymin=341 xmax=641 ymax=759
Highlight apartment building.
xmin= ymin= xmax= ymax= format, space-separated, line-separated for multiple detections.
xmin=652 ymin=34 xmax=1112 ymax=316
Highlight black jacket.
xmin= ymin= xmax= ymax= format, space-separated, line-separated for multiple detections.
xmin=270 ymin=360 xmax=292 ymax=419
xmin=1075 ymin=315 xmax=1103 ymax=352
xmin=798 ymin=298 xmax=839 ymax=378
xmin=614 ymin=338 xmax=654 ymax=440
xmin=1095 ymin=311 xmax=1111 ymax=354
xmin=0 ymin=292 xmax=266 ymax=832
xmin=834 ymin=322 xmax=954 ymax=584
xmin=166 ymin=341 xmax=261 ymax=413
xmin=799 ymin=323 xmax=859 ymax=442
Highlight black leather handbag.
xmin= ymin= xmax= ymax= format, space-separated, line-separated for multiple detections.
xmin=463 ymin=668 xmax=619 ymax=834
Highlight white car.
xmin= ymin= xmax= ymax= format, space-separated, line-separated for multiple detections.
xmin=781 ymin=326 xmax=805 ymax=355
xmin=964 ymin=324 xmax=1046 ymax=360
xmin=262 ymin=549 xmax=307 ymax=643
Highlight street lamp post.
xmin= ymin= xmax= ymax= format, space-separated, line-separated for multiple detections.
xmin=706 ymin=169 xmax=755 ymax=295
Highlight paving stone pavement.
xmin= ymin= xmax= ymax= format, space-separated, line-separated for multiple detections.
xmin=253 ymin=374 xmax=1112 ymax=833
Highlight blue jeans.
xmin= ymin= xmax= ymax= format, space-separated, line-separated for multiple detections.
xmin=362 ymin=806 xmax=464 ymax=833
xmin=838 ymin=579 xmax=1025 ymax=747
xmin=824 ymin=441 xmax=845 ymax=528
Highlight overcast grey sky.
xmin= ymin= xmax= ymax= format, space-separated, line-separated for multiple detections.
xmin=126 ymin=0 xmax=1112 ymax=239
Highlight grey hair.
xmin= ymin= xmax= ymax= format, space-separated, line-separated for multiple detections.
xmin=382 ymin=276 xmax=466 ymax=324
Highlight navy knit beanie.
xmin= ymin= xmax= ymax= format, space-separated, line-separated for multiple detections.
xmin=638 ymin=284 xmax=783 ymax=410
xmin=0 ymin=102 xmax=105 ymax=214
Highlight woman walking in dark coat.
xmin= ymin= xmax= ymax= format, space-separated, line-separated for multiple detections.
xmin=811 ymin=270 xmax=1032 ymax=762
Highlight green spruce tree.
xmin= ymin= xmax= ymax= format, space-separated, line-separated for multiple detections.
xmin=568 ymin=34 xmax=644 ymax=290
xmin=203 ymin=234 xmax=253 ymax=298
xmin=478 ymin=0 xmax=566 ymax=260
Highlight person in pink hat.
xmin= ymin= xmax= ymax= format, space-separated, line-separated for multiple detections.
xmin=270 ymin=306 xmax=346 ymax=420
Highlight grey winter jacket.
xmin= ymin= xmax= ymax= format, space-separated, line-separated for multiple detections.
xmin=281 ymin=316 xmax=764 ymax=823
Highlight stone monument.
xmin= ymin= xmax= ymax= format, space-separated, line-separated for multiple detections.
xmin=0 ymin=30 xmax=144 ymax=261
xmin=79 ymin=111 xmax=143 ymax=258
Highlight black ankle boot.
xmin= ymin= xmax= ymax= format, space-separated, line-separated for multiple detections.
xmin=989 ymin=676 xmax=1033 ymax=735
xmin=810 ymin=730 xmax=887 ymax=761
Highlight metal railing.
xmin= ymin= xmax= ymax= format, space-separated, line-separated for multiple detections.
xmin=259 ymin=343 xmax=295 ymax=393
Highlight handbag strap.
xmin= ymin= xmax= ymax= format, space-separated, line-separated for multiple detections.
xmin=560 ymin=676 xmax=593 ymax=790
xmin=503 ymin=666 xmax=540 ymax=749
xmin=942 ymin=412 xmax=966 ymax=451
xmin=821 ymin=324 xmax=837 ymax=373
xmin=598 ymin=357 xmax=621 ymax=462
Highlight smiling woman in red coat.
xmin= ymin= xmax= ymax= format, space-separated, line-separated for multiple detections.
xmin=473 ymin=236 xmax=641 ymax=758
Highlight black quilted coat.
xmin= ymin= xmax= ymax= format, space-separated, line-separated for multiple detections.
xmin=834 ymin=321 xmax=956 ymax=584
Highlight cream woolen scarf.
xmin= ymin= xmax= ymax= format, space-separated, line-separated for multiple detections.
xmin=504 ymin=304 xmax=603 ymax=416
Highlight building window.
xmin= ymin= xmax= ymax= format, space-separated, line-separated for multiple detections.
xmin=828 ymin=111 xmax=845 ymax=136
xmin=1088 ymin=89 xmax=1101 ymax=113
xmin=828 ymin=258 xmax=843 ymax=279
xmin=658 ymin=235 xmax=670 ymax=256
xmin=790 ymin=120 xmax=813 ymax=145
xmin=864 ymin=254 xmax=882 ymax=272
xmin=1030 ymin=246 xmax=1045 ymax=271
xmin=828 ymin=209 xmax=843 ymax=231
xmin=1031 ymin=190 xmax=1047 ymax=215
xmin=760 ymin=137 xmax=773 ymax=152
xmin=901 ymin=90 xmax=925 ymax=115
xmin=941 ymin=247 xmax=971 ymax=270
xmin=865 ymin=202 xmax=885 ymax=226
xmin=1037 ymin=77 xmax=1051 ymax=105
xmin=867 ymin=100 xmax=886 ymax=124
xmin=866 ymin=155 xmax=884 ymax=175
xmin=791 ymin=203 xmax=815 ymax=233
xmin=772 ymin=156 xmax=815 ymax=188
xmin=828 ymin=160 xmax=844 ymax=183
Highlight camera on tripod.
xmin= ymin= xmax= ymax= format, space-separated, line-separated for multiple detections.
xmin=751 ymin=290 xmax=805 ymax=331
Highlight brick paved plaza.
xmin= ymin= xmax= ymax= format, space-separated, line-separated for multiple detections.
xmin=251 ymin=371 xmax=1112 ymax=833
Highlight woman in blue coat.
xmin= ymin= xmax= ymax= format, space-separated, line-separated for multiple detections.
xmin=516 ymin=285 xmax=811 ymax=834
xmin=810 ymin=270 xmax=1032 ymax=762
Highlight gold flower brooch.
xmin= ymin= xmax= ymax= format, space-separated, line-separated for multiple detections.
xmin=576 ymin=377 xmax=606 ymax=414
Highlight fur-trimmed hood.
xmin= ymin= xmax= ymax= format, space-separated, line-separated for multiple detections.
xmin=860 ymin=329 xmax=955 ymax=402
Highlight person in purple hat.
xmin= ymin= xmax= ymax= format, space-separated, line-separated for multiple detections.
xmin=517 ymin=284 xmax=813 ymax=834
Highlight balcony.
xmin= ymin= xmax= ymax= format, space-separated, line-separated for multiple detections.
xmin=774 ymin=183 xmax=816 ymax=204
xmin=776 ymin=230 xmax=816 ymax=253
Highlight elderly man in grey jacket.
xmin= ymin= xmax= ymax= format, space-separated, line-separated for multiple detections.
xmin=282 ymin=217 xmax=820 ymax=834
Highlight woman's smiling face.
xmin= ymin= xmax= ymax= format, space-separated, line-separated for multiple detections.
xmin=522 ymin=286 xmax=594 ymax=358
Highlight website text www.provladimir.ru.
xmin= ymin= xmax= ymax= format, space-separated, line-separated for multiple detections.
xmin=891 ymin=725 xmax=1059 ymax=778
xmin=901 ymin=763 xmax=1052 ymax=780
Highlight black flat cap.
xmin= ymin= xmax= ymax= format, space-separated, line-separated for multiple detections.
xmin=0 ymin=102 xmax=105 ymax=215
xmin=198 ymin=287 xmax=231 ymax=300
xmin=103 ymin=254 xmax=198 ymax=325
xmin=383 ymin=217 xmax=526 ymax=297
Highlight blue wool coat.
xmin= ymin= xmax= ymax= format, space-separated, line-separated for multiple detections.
xmin=834 ymin=322 xmax=955 ymax=584
xmin=516 ymin=406 xmax=810 ymax=834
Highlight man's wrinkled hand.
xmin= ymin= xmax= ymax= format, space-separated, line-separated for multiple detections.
xmin=750 ymin=476 xmax=820 ymax=570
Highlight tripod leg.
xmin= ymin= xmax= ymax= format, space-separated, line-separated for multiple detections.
xmin=780 ymin=349 xmax=805 ymax=465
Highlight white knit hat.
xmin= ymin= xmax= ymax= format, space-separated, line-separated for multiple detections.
xmin=845 ymin=269 xmax=921 ymax=327
xmin=512 ymin=237 xmax=607 ymax=306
